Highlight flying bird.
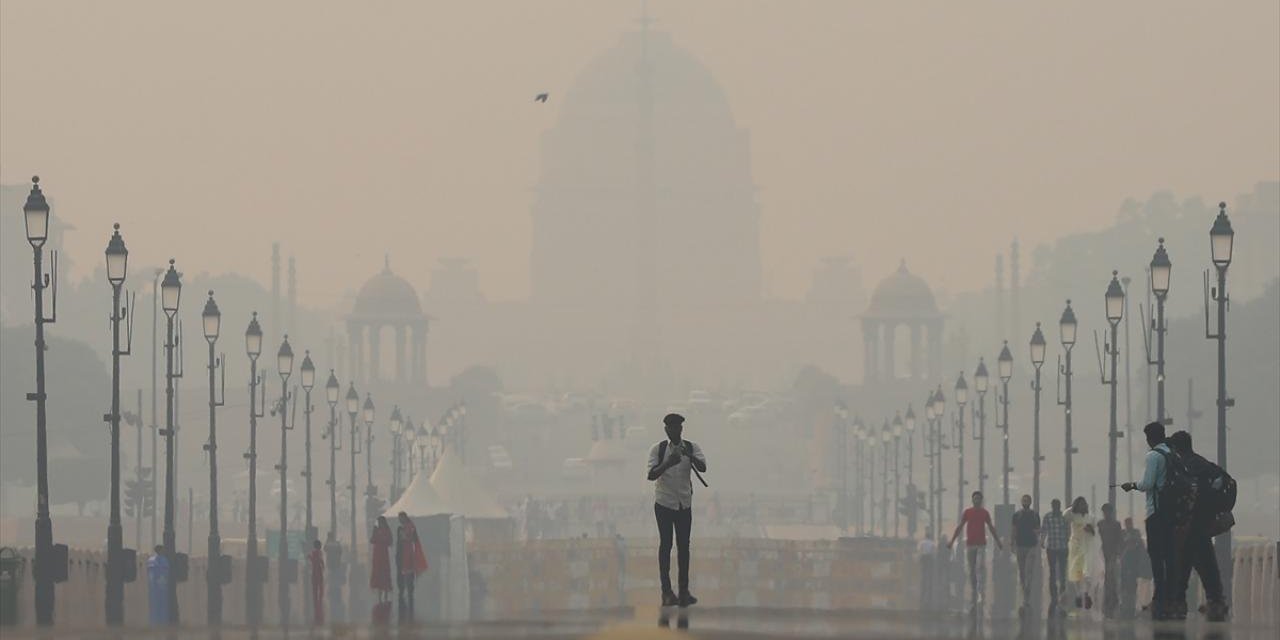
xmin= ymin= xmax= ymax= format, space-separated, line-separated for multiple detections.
xmin=535 ymin=93 xmax=549 ymax=103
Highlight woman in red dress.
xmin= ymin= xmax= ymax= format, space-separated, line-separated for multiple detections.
xmin=369 ymin=515 xmax=394 ymax=602
xmin=396 ymin=511 xmax=428 ymax=610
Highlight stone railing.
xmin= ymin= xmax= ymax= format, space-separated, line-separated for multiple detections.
xmin=1232 ymin=542 xmax=1278 ymax=628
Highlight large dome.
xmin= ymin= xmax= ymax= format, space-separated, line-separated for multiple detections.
xmin=863 ymin=261 xmax=941 ymax=319
xmin=530 ymin=27 xmax=761 ymax=308
xmin=351 ymin=261 xmax=423 ymax=320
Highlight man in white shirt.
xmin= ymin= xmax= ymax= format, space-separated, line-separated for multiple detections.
xmin=647 ymin=413 xmax=707 ymax=608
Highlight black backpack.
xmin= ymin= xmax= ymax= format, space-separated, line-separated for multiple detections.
xmin=1195 ymin=457 xmax=1237 ymax=514
xmin=1155 ymin=447 xmax=1198 ymax=525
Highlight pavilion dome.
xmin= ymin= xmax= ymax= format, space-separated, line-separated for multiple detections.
xmin=863 ymin=260 xmax=941 ymax=319
xmin=351 ymin=259 xmax=424 ymax=321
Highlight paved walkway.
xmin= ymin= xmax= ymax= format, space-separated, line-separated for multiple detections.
xmin=3 ymin=607 xmax=1276 ymax=639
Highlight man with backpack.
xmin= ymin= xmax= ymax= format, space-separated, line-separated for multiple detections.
xmin=1167 ymin=430 xmax=1231 ymax=621
xmin=647 ymin=413 xmax=707 ymax=608
xmin=1121 ymin=421 xmax=1179 ymax=620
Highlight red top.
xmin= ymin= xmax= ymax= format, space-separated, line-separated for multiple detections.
xmin=961 ymin=507 xmax=992 ymax=546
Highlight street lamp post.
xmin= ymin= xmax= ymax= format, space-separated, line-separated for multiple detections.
xmin=892 ymin=414 xmax=903 ymax=538
xmin=322 ymin=371 xmax=344 ymax=622
xmin=345 ymin=384 xmax=362 ymax=618
xmin=299 ymin=351 xmax=316 ymax=623
xmin=244 ymin=313 xmax=266 ymax=626
xmin=973 ymin=359 xmax=989 ymax=499
xmin=931 ymin=387 xmax=946 ymax=532
xmin=880 ymin=421 xmax=891 ymax=537
xmin=1097 ymin=271 xmax=1125 ymax=508
xmin=160 ymin=259 xmax=184 ymax=624
xmin=925 ymin=394 xmax=938 ymax=538
xmin=953 ymin=374 xmax=968 ymax=517
xmin=1057 ymin=301 xmax=1077 ymax=504
xmin=904 ymin=406 xmax=917 ymax=538
xmin=24 ymin=177 xmax=62 ymax=626
xmin=201 ymin=292 xmax=226 ymax=625
xmin=362 ymin=395 xmax=377 ymax=545
xmin=1030 ymin=323 xmax=1046 ymax=513
xmin=104 ymin=223 xmax=134 ymax=625
xmin=1147 ymin=239 xmax=1172 ymax=423
xmin=997 ymin=342 xmax=1013 ymax=507
xmin=389 ymin=407 xmax=403 ymax=502
xmin=274 ymin=336 xmax=296 ymax=625
xmin=1206 ymin=202 xmax=1235 ymax=602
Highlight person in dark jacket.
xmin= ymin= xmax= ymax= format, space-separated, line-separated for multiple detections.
xmin=1166 ymin=430 xmax=1227 ymax=621
xmin=1098 ymin=504 xmax=1123 ymax=618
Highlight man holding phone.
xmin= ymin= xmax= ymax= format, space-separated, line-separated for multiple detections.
xmin=648 ymin=413 xmax=708 ymax=608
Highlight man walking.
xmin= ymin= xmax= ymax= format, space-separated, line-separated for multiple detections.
xmin=947 ymin=491 xmax=1002 ymax=615
xmin=1011 ymin=494 xmax=1040 ymax=616
xmin=1119 ymin=517 xmax=1150 ymax=619
xmin=1041 ymin=498 xmax=1069 ymax=617
xmin=647 ymin=413 xmax=707 ymax=608
xmin=1166 ymin=430 xmax=1229 ymax=621
xmin=1121 ymin=421 xmax=1175 ymax=620
xmin=1098 ymin=503 xmax=1123 ymax=618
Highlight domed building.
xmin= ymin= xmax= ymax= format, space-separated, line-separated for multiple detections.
xmin=861 ymin=261 xmax=944 ymax=382
xmin=530 ymin=26 xmax=761 ymax=312
xmin=347 ymin=258 xmax=429 ymax=386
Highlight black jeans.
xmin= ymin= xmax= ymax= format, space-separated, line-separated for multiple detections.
xmin=655 ymin=503 xmax=692 ymax=594
xmin=1046 ymin=549 xmax=1067 ymax=607
xmin=1145 ymin=515 xmax=1175 ymax=609
xmin=1175 ymin=523 xmax=1224 ymax=604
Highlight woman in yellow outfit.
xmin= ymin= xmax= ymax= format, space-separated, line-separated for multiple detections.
xmin=1065 ymin=496 xmax=1101 ymax=611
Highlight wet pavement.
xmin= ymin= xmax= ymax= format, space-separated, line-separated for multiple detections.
xmin=3 ymin=607 xmax=1275 ymax=639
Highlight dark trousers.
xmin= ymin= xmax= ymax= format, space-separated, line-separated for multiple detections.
xmin=1145 ymin=515 xmax=1175 ymax=609
xmin=1046 ymin=549 xmax=1067 ymax=608
xmin=655 ymin=503 xmax=692 ymax=594
xmin=1015 ymin=546 xmax=1036 ymax=605
xmin=397 ymin=571 xmax=415 ymax=607
xmin=1176 ymin=524 xmax=1224 ymax=604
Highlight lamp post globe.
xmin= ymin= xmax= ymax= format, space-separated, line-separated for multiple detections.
xmin=161 ymin=260 xmax=182 ymax=317
xmin=955 ymin=372 xmax=968 ymax=407
xmin=106 ymin=224 xmax=128 ymax=285
xmin=245 ymin=313 xmax=263 ymax=360
xmin=277 ymin=336 xmax=294 ymax=382
xmin=300 ymin=352 xmax=315 ymax=391
xmin=1210 ymin=202 xmax=1234 ymax=268
xmin=1060 ymin=300 xmax=1077 ymax=348
xmin=346 ymin=384 xmax=360 ymax=417
xmin=905 ymin=405 xmax=916 ymax=432
xmin=1030 ymin=322 xmax=1046 ymax=368
xmin=1105 ymin=271 xmax=1125 ymax=326
xmin=975 ymin=359 xmax=989 ymax=394
xmin=325 ymin=371 xmax=340 ymax=407
xmin=997 ymin=342 xmax=1014 ymax=381
xmin=24 ymin=176 xmax=51 ymax=248
xmin=362 ymin=395 xmax=375 ymax=428
xmin=1150 ymin=238 xmax=1172 ymax=298
xmin=201 ymin=292 xmax=220 ymax=343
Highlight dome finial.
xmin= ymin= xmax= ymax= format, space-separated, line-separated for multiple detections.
xmin=384 ymin=253 xmax=391 ymax=272
xmin=897 ymin=258 xmax=908 ymax=274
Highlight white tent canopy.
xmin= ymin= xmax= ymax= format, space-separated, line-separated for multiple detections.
xmin=428 ymin=446 xmax=509 ymax=519
xmin=383 ymin=464 xmax=452 ymax=518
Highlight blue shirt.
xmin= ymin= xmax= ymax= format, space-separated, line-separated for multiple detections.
xmin=1134 ymin=443 xmax=1170 ymax=519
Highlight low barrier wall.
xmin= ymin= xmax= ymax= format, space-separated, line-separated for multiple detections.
xmin=467 ymin=537 xmax=918 ymax=618
xmin=1232 ymin=542 xmax=1278 ymax=627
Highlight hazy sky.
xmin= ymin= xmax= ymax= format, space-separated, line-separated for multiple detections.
xmin=2 ymin=1 xmax=1277 ymax=306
